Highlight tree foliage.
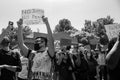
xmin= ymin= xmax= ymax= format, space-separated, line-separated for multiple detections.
xmin=0 ymin=25 xmax=32 ymax=49
xmin=53 ymin=19 xmax=74 ymax=33
xmin=77 ymin=16 xmax=114 ymax=46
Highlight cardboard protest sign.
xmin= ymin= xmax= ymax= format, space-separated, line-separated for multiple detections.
xmin=22 ymin=9 xmax=44 ymax=25
xmin=25 ymin=33 xmax=34 ymax=38
xmin=105 ymin=24 xmax=120 ymax=40
xmin=60 ymin=38 xmax=71 ymax=46
xmin=53 ymin=32 xmax=78 ymax=44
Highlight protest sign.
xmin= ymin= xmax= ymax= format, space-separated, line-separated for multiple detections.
xmin=105 ymin=24 xmax=120 ymax=40
xmin=22 ymin=9 xmax=44 ymax=25
xmin=60 ymin=38 xmax=71 ymax=46
xmin=25 ymin=33 xmax=34 ymax=38
xmin=53 ymin=32 xmax=78 ymax=44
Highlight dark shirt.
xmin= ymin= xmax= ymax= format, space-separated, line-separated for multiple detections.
xmin=73 ymin=53 xmax=89 ymax=80
xmin=56 ymin=53 xmax=74 ymax=80
xmin=108 ymin=60 xmax=120 ymax=80
xmin=0 ymin=49 xmax=22 ymax=80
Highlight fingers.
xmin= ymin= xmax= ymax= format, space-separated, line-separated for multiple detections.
xmin=17 ymin=18 xmax=23 ymax=26
xmin=42 ymin=16 xmax=44 ymax=19
xmin=42 ymin=16 xmax=48 ymax=23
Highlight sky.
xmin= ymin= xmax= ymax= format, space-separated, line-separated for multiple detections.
xmin=0 ymin=0 xmax=120 ymax=33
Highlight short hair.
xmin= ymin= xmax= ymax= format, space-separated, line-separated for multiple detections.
xmin=0 ymin=36 xmax=10 ymax=46
xmin=35 ymin=37 xmax=48 ymax=46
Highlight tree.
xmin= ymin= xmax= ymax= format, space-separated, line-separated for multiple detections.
xmin=94 ymin=16 xmax=114 ymax=45
xmin=81 ymin=16 xmax=113 ymax=47
xmin=53 ymin=19 xmax=74 ymax=33
xmin=97 ymin=16 xmax=114 ymax=25
xmin=84 ymin=20 xmax=92 ymax=33
xmin=0 ymin=25 xmax=33 ymax=49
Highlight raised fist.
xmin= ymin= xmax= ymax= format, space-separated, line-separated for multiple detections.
xmin=42 ymin=16 xmax=48 ymax=24
xmin=17 ymin=18 xmax=23 ymax=27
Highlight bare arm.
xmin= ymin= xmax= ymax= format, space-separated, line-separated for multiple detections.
xmin=1 ymin=52 xmax=22 ymax=72
xmin=4 ymin=65 xmax=19 ymax=72
xmin=106 ymin=33 xmax=120 ymax=70
xmin=17 ymin=19 xmax=29 ymax=57
xmin=42 ymin=17 xmax=55 ymax=57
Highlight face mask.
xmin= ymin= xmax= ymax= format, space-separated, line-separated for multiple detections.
xmin=34 ymin=43 xmax=41 ymax=51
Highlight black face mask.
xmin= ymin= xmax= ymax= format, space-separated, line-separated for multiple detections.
xmin=34 ymin=43 xmax=41 ymax=51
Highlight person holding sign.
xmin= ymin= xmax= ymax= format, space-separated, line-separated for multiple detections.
xmin=17 ymin=16 xmax=55 ymax=80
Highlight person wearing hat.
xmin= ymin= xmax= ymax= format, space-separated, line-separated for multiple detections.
xmin=17 ymin=16 xmax=55 ymax=80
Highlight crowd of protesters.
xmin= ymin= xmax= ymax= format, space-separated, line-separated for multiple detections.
xmin=0 ymin=16 xmax=120 ymax=80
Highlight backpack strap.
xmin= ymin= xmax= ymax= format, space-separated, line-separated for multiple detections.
xmin=47 ymin=50 xmax=55 ymax=60
xmin=47 ymin=50 xmax=55 ymax=80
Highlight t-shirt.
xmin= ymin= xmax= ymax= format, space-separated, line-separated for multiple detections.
xmin=108 ymin=59 xmax=120 ymax=80
xmin=0 ymin=49 xmax=22 ymax=80
xmin=56 ymin=52 xmax=74 ymax=80
xmin=27 ymin=48 xmax=52 ymax=80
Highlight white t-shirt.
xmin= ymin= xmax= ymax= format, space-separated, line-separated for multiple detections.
xmin=18 ymin=56 xmax=28 ymax=79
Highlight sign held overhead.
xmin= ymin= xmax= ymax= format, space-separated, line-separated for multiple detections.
xmin=22 ymin=9 xmax=44 ymax=25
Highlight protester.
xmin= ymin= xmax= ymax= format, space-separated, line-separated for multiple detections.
xmin=106 ymin=33 xmax=120 ymax=80
xmin=55 ymin=46 xmax=75 ymax=80
xmin=72 ymin=45 xmax=89 ymax=80
xmin=17 ymin=16 xmax=55 ymax=80
xmin=86 ymin=50 xmax=98 ymax=80
xmin=0 ymin=25 xmax=22 ymax=80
